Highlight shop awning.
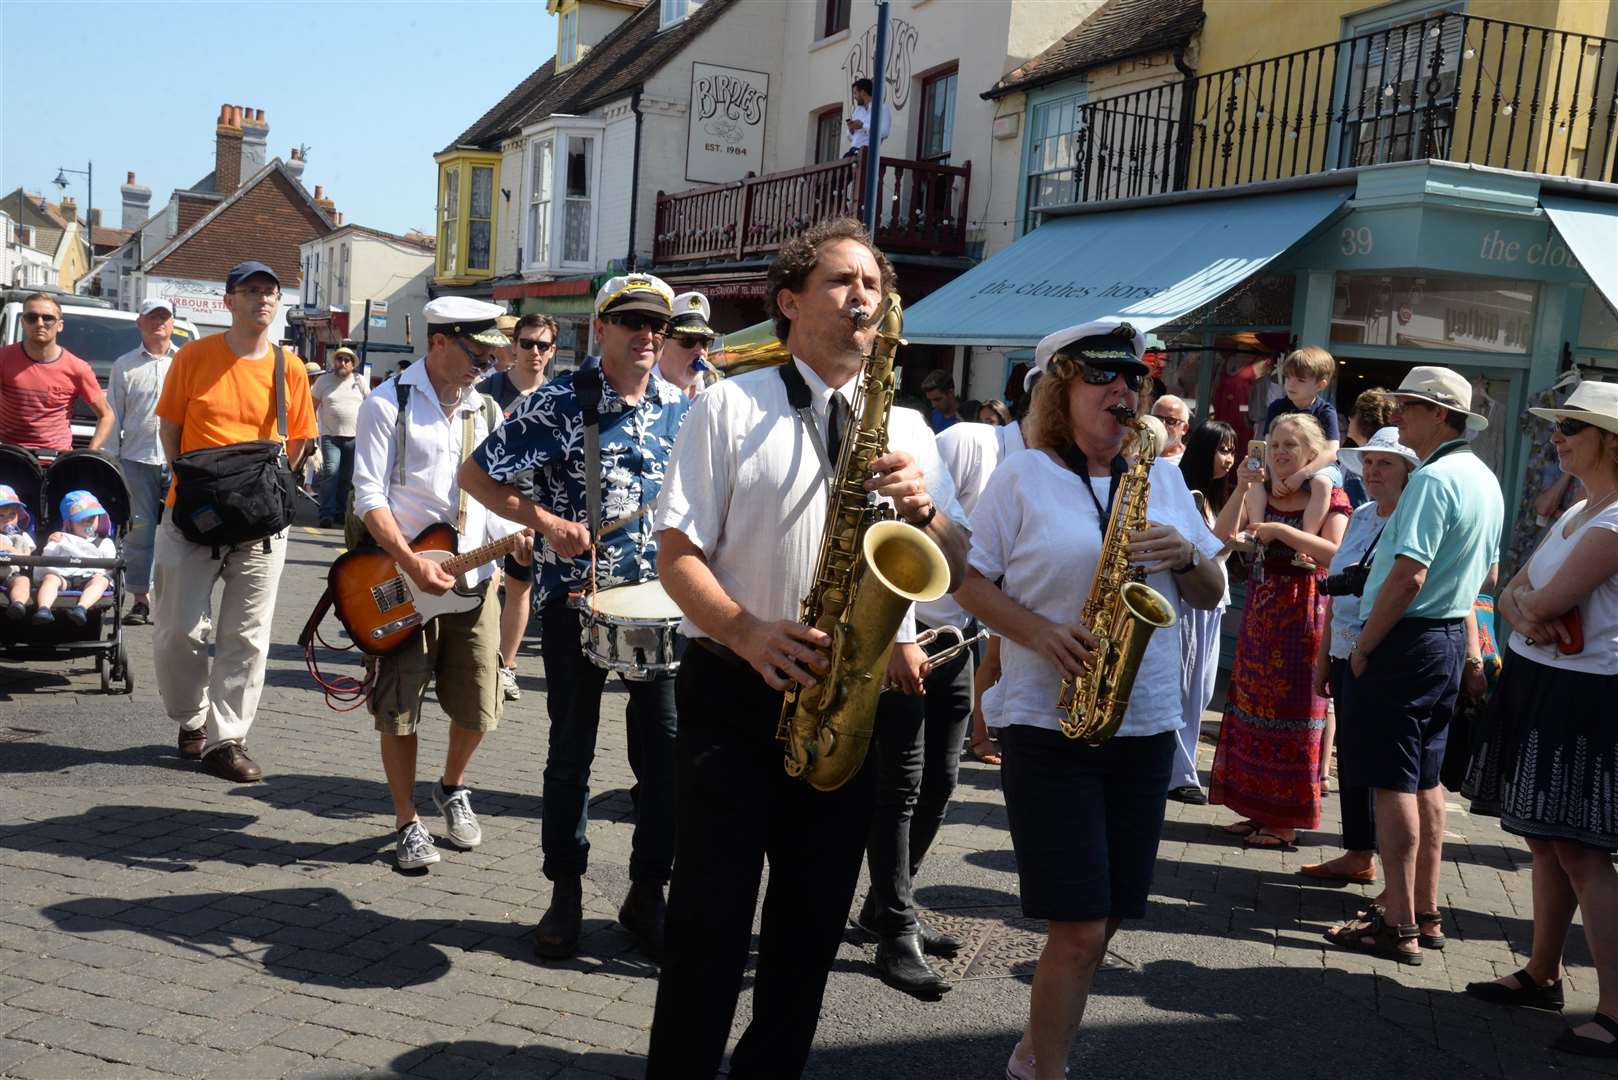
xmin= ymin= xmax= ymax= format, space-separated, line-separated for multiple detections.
xmin=1543 ymin=194 xmax=1618 ymax=316
xmin=904 ymin=187 xmax=1350 ymax=347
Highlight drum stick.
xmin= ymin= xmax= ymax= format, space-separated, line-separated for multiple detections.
xmin=596 ymin=504 xmax=653 ymax=540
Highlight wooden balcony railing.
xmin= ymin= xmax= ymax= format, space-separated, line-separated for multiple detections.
xmin=1038 ymin=11 xmax=1618 ymax=211
xmin=654 ymin=155 xmax=971 ymax=264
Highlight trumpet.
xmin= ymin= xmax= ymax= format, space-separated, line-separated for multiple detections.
xmin=915 ymin=625 xmax=991 ymax=669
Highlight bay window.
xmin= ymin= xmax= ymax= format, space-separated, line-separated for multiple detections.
xmin=433 ymin=149 xmax=500 ymax=284
xmin=521 ymin=121 xmax=603 ymax=271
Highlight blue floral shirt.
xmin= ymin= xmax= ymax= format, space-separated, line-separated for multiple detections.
xmin=473 ymin=362 xmax=692 ymax=609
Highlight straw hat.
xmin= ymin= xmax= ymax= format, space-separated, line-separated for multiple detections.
xmin=1388 ymin=365 xmax=1488 ymax=431
xmin=1528 ymin=379 xmax=1618 ymax=437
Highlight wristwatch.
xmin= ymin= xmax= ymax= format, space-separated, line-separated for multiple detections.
xmin=1171 ymin=545 xmax=1201 ymax=575
xmin=909 ymin=502 xmax=938 ymax=529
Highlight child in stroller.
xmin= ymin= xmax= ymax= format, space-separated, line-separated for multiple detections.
xmin=31 ymin=490 xmax=115 ymax=626
xmin=1 ymin=484 xmax=37 ymax=619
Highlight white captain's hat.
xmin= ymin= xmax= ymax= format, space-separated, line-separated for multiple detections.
xmin=423 ymin=296 xmax=509 ymax=346
xmin=669 ymin=291 xmax=715 ymax=337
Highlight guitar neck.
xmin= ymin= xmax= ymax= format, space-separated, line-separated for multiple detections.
xmin=438 ymin=534 xmax=519 ymax=577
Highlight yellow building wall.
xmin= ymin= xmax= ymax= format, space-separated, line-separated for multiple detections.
xmin=56 ymin=232 xmax=86 ymax=292
xmin=1178 ymin=0 xmax=1616 ymax=188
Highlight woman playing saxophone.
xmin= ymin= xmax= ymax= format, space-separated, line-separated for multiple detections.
xmin=955 ymin=320 xmax=1226 ymax=1080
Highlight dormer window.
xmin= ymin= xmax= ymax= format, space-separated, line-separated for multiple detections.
xmin=660 ymin=0 xmax=702 ymax=30
xmin=559 ymin=6 xmax=578 ymax=67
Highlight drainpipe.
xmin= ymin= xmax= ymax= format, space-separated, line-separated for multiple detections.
xmin=1171 ymin=44 xmax=1197 ymax=192
xmin=625 ymin=87 xmax=645 ymax=272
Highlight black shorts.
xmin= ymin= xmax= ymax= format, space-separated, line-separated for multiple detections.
xmin=999 ymin=725 xmax=1175 ymax=922
xmin=503 ymin=552 xmax=533 ymax=583
xmin=1338 ymin=618 xmax=1464 ymax=794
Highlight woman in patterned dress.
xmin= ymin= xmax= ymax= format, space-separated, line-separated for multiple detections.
xmin=1464 ymin=381 xmax=1618 ymax=1058
xmin=1208 ymin=413 xmax=1350 ymax=849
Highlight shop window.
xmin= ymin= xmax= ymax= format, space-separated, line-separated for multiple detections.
xmin=528 ymin=138 xmax=554 ymax=267
xmin=563 ymin=135 xmax=594 ymax=264
xmin=917 ymin=66 xmax=957 ymax=164
xmin=1330 ymin=271 xmax=1537 ymax=353
xmin=814 ymin=106 xmax=844 ymax=163
xmin=1024 ymin=93 xmax=1083 ymax=233
xmin=1578 ymin=289 xmax=1618 ymax=351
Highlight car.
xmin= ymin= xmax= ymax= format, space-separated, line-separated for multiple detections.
xmin=0 ymin=289 xmax=200 ymax=449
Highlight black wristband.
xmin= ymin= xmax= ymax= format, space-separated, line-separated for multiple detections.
xmin=908 ymin=503 xmax=938 ymax=529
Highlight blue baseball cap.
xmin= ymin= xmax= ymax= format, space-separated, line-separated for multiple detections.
xmin=225 ymin=261 xmax=280 ymax=292
xmin=0 ymin=485 xmax=31 ymax=532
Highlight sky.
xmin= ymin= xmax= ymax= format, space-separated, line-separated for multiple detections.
xmin=1 ymin=1 xmax=558 ymax=236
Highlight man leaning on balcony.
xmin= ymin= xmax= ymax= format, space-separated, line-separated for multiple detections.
xmin=844 ymin=77 xmax=891 ymax=159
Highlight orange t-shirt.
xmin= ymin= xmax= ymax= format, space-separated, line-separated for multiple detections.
xmin=156 ymin=335 xmax=318 ymax=505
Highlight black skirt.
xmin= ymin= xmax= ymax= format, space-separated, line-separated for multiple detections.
xmin=999 ymin=725 xmax=1175 ymax=922
xmin=1467 ymin=649 xmax=1618 ymax=851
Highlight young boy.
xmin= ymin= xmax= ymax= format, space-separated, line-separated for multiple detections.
xmin=33 ymin=490 xmax=115 ymax=626
xmin=0 ymin=485 xmax=37 ymax=619
xmin=1261 ymin=345 xmax=1342 ymax=535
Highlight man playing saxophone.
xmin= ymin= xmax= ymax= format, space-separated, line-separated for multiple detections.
xmin=648 ymin=217 xmax=968 ymax=1079
xmin=955 ymin=321 xmax=1225 ymax=1080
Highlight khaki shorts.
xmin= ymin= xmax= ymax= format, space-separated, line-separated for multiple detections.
xmin=370 ymin=586 xmax=503 ymax=736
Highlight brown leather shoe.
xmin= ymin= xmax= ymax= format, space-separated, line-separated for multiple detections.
xmin=200 ymin=744 xmax=263 ymax=782
xmin=177 ymin=728 xmax=205 ymax=760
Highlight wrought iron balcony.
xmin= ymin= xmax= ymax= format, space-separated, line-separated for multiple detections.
xmin=1041 ymin=12 xmax=1618 ymax=213
xmin=654 ymin=155 xmax=971 ymax=265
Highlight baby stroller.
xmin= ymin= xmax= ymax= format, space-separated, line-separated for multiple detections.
xmin=0 ymin=444 xmax=133 ymax=693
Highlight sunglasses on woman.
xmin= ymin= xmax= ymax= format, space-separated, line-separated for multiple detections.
xmin=1079 ymin=363 xmax=1143 ymax=392
xmin=1556 ymin=417 xmax=1593 ymax=437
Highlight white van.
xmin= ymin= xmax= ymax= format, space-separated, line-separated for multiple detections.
xmin=0 ymin=290 xmax=200 ymax=448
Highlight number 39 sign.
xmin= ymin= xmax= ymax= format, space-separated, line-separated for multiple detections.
xmin=686 ymin=62 xmax=770 ymax=185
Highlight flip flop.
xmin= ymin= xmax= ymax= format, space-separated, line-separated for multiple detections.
xmin=1243 ymin=829 xmax=1298 ymax=851
xmin=969 ymin=736 xmax=1002 ymax=766
xmin=1221 ymin=819 xmax=1261 ymax=837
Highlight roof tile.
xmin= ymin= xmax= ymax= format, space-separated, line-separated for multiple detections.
xmin=986 ymin=0 xmax=1203 ymax=99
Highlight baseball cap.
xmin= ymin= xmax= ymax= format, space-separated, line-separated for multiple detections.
xmin=596 ymin=274 xmax=675 ymax=320
xmin=138 ymin=297 xmax=174 ymax=318
xmin=225 ymin=261 xmax=280 ymax=292
xmin=59 ymin=489 xmax=111 ymax=536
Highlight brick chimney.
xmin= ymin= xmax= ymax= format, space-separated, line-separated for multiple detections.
xmin=284 ymin=147 xmax=305 ymax=183
xmin=89 ymin=208 xmax=102 ymax=228
xmin=59 ymin=196 xmax=78 ymax=223
xmin=312 ymin=184 xmax=337 ymax=219
xmin=120 ymin=171 xmax=152 ymax=229
xmin=215 ymin=104 xmax=244 ymax=194
xmin=240 ymin=106 xmax=269 ymax=176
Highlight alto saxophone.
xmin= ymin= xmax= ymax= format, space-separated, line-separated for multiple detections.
xmin=777 ymin=293 xmax=951 ymax=791
xmin=1056 ymin=408 xmax=1179 ymax=745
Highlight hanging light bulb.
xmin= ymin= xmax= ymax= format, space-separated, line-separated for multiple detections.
xmin=1286 ymin=129 xmax=1298 ymax=140
xmin=1501 ymin=103 xmax=1514 ymax=116
xmin=1463 ymin=47 xmax=1476 ymax=59
xmin=1429 ymin=25 xmax=1441 ymax=37
xmin=1383 ymin=84 xmax=1396 ymax=98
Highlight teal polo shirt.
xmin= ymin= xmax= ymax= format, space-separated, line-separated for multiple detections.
xmin=1360 ymin=439 xmax=1504 ymax=620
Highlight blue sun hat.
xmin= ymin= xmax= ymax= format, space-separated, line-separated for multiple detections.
xmin=0 ymin=485 xmax=31 ymax=533
xmin=59 ymin=490 xmax=111 ymax=537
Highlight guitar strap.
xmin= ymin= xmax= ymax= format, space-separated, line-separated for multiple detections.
xmin=456 ymin=409 xmax=475 ymax=534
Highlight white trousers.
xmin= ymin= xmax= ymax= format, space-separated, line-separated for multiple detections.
xmin=153 ymin=519 xmax=289 ymax=755
xmin=1173 ymin=600 xmax=1225 ymax=790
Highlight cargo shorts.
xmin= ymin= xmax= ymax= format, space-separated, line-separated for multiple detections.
xmin=370 ymin=586 xmax=503 ymax=736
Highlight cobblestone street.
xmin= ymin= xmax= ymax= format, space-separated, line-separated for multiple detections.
xmin=1 ymin=525 xmax=1616 ymax=1079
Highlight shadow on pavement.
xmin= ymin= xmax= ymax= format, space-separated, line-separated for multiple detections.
xmin=236 ymin=772 xmax=547 ymax=822
xmin=389 ymin=1040 xmax=644 ymax=1079
xmin=0 ymin=740 xmax=193 ymax=776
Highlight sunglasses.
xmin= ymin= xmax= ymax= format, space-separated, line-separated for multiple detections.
xmin=21 ymin=312 xmax=59 ymax=326
xmin=672 ymin=335 xmax=712 ymax=350
xmin=605 ymin=312 xmax=670 ymax=337
xmin=454 ymin=337 xmax=495 ymax=371
xmin=517 ymin=338 xmax=556 ymax=353
xmin=1152 ymin=414 xmax=1187 ymax=429
xmin=1076 ymin=362 xmax=1143 ymax=393
xmin=1556 ymin=417 xmax=1594 ymax=437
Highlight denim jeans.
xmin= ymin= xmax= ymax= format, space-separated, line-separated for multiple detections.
xmin=119 ymin=459 xmax=168 ymax=595
xmin=538 ymin=601 xmax=678 ymax=884
xmin=318 ymin=435 xmax=355 ymax=523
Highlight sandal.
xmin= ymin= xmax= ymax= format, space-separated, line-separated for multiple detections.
xmin=1552 ymin=1012 xmax=1618 ymax=1058
xmin=1221 ymin=819 xmax=1261 ymax=837
xmin=1416 ymin=910 xmax=1446 ymax=950
xmin=969 ymin=735 xmax=1002 ymax=766
xmin=1331 ymin=912 xmax=1423 ymax=965
xmin=1243 ymin=829 xmax=1298 ymax=851
xmin=1323 ymin=902 xmax=1383 ymax=946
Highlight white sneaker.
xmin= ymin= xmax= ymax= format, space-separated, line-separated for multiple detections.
xmin=395 ymin=820 xmax=440 ymax=870
xmin=498 ymin=665 xmax=520 ymax=701
xmin=433 ymin=783 xmax=482 ymax=849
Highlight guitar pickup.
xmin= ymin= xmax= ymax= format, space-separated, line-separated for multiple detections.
xmin=370 ymin=613 xmax=423 ymax=640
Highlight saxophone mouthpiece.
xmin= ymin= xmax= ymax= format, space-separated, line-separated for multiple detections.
xmin=1107 ymin=405 xmax=1137 ymax=425
xmin=849 ymin=307 xmax=871 ymax=328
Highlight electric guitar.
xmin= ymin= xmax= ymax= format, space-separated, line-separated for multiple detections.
xmin=330 ymin=523 xmax=525 ymax=656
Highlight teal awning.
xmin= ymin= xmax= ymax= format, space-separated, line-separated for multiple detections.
xmin=905 ymin=187 xmax=1350 ymax=347
xmin=1543 ymin=194 xmax=1618 ymax=317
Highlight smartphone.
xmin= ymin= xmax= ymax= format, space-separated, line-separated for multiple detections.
xmin=1246 ymin=439 xmax=1266 ymax=471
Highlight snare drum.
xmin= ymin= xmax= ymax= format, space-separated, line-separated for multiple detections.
xmin=573 ymin=579 xmax=683 ymax=681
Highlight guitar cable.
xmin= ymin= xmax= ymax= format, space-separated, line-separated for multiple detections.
xmin=298 ymin=587 xmax=372 ymax=711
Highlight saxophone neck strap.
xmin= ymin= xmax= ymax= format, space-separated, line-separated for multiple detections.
xmin=1056 ymin=444 xmax=1129 ymax=541
xmin=778 ymin=362 xmax=837 ymax=495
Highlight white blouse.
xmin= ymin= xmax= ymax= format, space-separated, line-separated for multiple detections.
xmin=1509 ymin=498 xmax=1618 ymax=675
xmin=968 ymin=449 xmax=1226 ymax=738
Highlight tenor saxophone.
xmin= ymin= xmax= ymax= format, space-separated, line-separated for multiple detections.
xmin=1056 ymin=408 xmax=1179 ymax=745
xmin=777 ymin=293 xmax=951 ymax=791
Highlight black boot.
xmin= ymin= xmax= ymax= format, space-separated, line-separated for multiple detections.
xmin=917 ymin=918 xmax=962 ymax=959
xmin=853 ymin=893 xmax=960 ymax=959
xmin=534 ymin=876 xmax=583 ymax=960
xmin=874 ymin=932 xmax=951 ymax=1000
xmin=618 ymin=881 xmax=666 ymax=963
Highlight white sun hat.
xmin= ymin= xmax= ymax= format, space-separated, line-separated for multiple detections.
xmin=1527 ymin=379 xmax=1618 ymax=437
xmin=1337 ymin=426 xmax=1421 ymax=475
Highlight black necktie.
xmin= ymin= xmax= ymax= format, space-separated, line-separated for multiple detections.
xmin=827 ymin=392 xmax=850 ymax=456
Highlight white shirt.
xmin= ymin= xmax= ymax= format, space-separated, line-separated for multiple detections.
xmin=997 ymin=420 xmax=1026 ymax=458
xmin=1326 ymin=501 xmax=1392 ymax=659
xmin=312 ymin=370 xmax=369 ymax=438
xmin=848 ymin=101 xmax=891 ymax=151
xmin=107 ymin=344 xmax=173 ymax=465
xmin=1510 ymin=498 xmax=1618 ymax=675
xmin=35 ymin=531 xmax=115 ymax=582
xmin=968 ymin=450 xmax=1226 ymax=737
xmin=656 ymin=356 xmax=967 ymax=643
xmin=917 ymin=421 xmax=1003 ymax=630
xmin=351 ymin=359 xmax=517 ymax=586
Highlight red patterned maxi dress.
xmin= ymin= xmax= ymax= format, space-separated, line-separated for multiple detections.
xmin=1210 ymin=490 xmax=1351 ymax=830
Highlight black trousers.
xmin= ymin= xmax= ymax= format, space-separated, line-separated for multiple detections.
xmin=1331 ymin=657 xmax=1377 ymax=853
xmin=647 ymin=644 xmax=877 ymax=1080
xmin=863 ymin=625 xmax=974 ymax=936
xmin=538 ymin=602 xmax=678 ymax=885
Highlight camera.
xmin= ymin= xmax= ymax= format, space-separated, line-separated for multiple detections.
xmin=1322 ymin=564 xmax=1371 ymax=597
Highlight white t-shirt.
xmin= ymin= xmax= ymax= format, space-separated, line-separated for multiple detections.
xmin=34 ymin=532 xmax=115 ymax=583
xmin=917 ymin=422 xmax=1004 ymax=629
xmin=1509 ymin=497 xmax=1618 ymax=675
xmin=968 ymin=449 xmax=1225 ymax=737
xmin=312 ymin=370 xmax=369 ymax=438
xmin=656 ymin=357 xmax=967 ymax=643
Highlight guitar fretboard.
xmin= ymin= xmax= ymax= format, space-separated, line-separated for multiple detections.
xmin=439 ymin=534 xmax=521 ymax=578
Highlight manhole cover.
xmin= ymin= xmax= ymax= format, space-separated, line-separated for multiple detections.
xmin=0 ymin=727 xmax=44 ymax=744
xmin=919 ymin=905 xmax=1136 ymax=982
